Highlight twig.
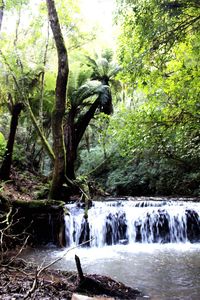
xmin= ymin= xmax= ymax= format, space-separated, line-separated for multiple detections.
xmin=1 ymin=235 xmax=30 ymax=268
xmin=0 ymin=206 xmax=12 ymax=225
xmin=39 ymin=238 xmax=94 ymax=274
xmin=23 ymin=267 xmax=39 ymax=299
xmin=7 ymin=235 xmax=30 ymax=265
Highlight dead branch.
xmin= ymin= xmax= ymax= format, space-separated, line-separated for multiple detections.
xmin=5 ymin=235 xmax=30 ymax=266
xmin=23 ymin=238 xmax=94 ymax=299
xmin=0 ymin=205 xmax=32 ymax=264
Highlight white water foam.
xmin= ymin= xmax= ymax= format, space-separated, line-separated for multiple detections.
xmin=65 ymin=200 xmax=200 ymax=247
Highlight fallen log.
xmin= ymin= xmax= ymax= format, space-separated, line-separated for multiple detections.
xmin=74 ymin=255 xmax=141 ymax=299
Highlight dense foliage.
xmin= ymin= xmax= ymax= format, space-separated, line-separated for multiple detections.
xmin=0 ymin=0 xmax=199 ymax=197
xmin=78 ymin=0 xmax=200 ymax=196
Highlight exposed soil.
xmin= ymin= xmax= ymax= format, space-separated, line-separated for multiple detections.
xmin=0 ymin=167 xmax=48 ymax=202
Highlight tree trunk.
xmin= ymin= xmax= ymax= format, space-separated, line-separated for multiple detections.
xmin=0 ymin=0 xmax=4 ymax=32
xmin=65 ymin=97 xmax=100 ymax=180
xmin=75 ymin=97 xmax=100 ymax=147
xmin=0 ymin=102 xmax=23 ymax=180
xmin=46 ymin=0 xmax=69 ymax=200
xmin=64 ymin=109 xmax=76 ymax=180
xmin=26 ymin=99 xmax=55 ymax=162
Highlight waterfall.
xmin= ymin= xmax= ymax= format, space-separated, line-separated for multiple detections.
xmin=65 ymin=199 xmax=200 ymax=247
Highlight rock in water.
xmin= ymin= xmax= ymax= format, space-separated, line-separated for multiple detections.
xmin=71 ymin=294 xmax=114 ymax=300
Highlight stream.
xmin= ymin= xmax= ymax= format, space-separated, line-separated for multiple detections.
xmin=22 ymin=198 xmax=200 ymax=300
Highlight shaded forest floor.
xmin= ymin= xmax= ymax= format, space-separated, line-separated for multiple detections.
xmin=0 ymin=167 xmax=49 ymax=202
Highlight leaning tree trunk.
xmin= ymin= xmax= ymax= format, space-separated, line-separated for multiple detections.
xmin=0 ymin=102 xmax=23 ymax=180
xmin=75 ymin=85 xmax=112 ymax=148
xmin=65 ymin=97 xmax=100 ymax=180
xmin=65 ymin=85 xmax=112 ymax=180
xmin=46 ymin=0 xmax=69 ymax=200
xmin=75 ymin=97 xmax=101 ymax=147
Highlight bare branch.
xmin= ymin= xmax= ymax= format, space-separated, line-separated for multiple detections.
xmin=23 ymin=238 xmax=95 ymax=299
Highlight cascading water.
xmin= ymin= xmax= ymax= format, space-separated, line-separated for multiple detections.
xmin=20 ymin=198 xmax=200 ymax=300
xmin=65 ymin=198 xmax=200 ymax=247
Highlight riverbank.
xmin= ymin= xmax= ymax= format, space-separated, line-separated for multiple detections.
xmin=0 ymin=258 xmax=141 ymax=300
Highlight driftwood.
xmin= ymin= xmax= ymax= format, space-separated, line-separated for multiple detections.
xmin=74 ymin=255 xmax=141 ymax=300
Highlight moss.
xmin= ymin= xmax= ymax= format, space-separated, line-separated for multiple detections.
xmin=12 ymin=199 xmax=66 ymax=211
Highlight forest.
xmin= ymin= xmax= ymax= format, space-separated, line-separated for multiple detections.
xmin=0 ymin=0 xmax=200 ymax=198
xmin=0 ymin=0 xmax=200 ymax=299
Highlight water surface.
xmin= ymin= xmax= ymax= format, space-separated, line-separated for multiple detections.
xmin=23 ymin=243 xmax=200 ymax=300
xmin=22 ymin=199 xmax=200 ymax=299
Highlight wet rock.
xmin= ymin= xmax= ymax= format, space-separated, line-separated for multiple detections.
xmin=157 ymin=210 xmax=170 ymax=243
xmin=119 ymin=239 xmax=128 ymax=245
xmin=72 ymin=294 xmax=114 ymax=300
xmin=186 ymin=209 xmax=200 ymax=242
xmin=105 ymin=212 xmax=128 ymax=245
xmin=134 ymin=220 xmax=142 ymax=242
xmin=78 ymin=218 xmax=90 ymax=246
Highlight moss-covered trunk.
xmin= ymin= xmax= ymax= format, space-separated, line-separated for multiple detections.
xmin=0 ymin=196 xmax=66 ymax=248
xmin=26 ymin=99 xmax=55 ymax=162
xmin=46 ymin=0 xmax=69 ymax=199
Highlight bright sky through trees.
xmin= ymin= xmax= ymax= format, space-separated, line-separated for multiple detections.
xmin=1 ymin=0 xmax=116 ymax=50
xmin=80 ymin=0 xmax=116 ymax=47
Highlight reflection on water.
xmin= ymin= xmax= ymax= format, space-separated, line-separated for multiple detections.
xmin=23 ymin=243 xmax=200 ymax=300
